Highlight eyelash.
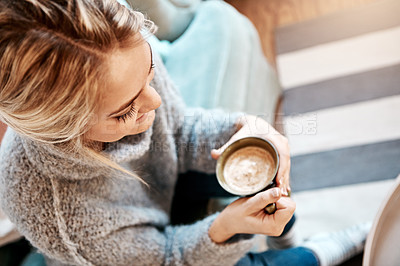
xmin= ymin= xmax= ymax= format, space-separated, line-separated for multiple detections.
xmin=116 ymin=104 xmax=137 ymax=123
xmin=116 ymin=63 xmax=155 ymax=123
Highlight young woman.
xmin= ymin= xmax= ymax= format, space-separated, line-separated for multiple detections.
xmin=0 ymin=1 xmax=369 ymax=265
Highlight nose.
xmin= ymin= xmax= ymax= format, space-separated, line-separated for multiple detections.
xmin=137 ymin=85 xmax=162 ymax=114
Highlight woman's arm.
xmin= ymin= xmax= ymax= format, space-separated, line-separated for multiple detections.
xmin=209 ymin=188 xmax=295 ymax=243
xmin=174 ymin=107 xmax=244 ymax=174
xmin=0 ymin=135 xmax=255 ymax=265
xmin=1 ymin=167 xmax=256 ymax=266
xmin=77 ymin=213 xmax=255 ymax=266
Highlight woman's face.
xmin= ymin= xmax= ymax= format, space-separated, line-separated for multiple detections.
xmin=86 ymin=39 xmax=161 ymax=143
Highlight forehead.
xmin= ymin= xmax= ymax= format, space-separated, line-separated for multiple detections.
xmin=100 ymin=40 xmax=150 ymax=113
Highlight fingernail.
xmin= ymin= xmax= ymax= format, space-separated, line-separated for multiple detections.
xmin=271 ymin=188 xmax=280 ymax=197
xmin=280 ymin=187 xmax=288 ymax=196
xmin=287 ymin=187 xmax=292 ymax=197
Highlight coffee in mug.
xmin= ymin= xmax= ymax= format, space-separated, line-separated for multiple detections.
xmin=216 ymin=137 xmax=280 ymax=214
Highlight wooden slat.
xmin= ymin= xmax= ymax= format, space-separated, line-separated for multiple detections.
xmin=225 ymin=0 xmax=380 ymax=65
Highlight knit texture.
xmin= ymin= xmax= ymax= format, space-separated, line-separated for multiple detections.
xmin=0 ymin=54 xmax=256 ymax=265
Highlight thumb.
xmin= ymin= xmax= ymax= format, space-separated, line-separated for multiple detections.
xmin=245 ymin=188 xmax=281 ymax=212
xmin=211 ymin=138 xmax=239 ymax=160
xmin=211 ymin=147 xmax=222 ymax=160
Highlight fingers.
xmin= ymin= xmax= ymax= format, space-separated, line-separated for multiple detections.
xmin=211 ymin=148 xmax=222 ymax=160
xmin=274 ymin=197 xmax=296 ymax=222
xmin=211 ymin=141 xmax=232 ymax=160
xmin=211 ymin=137 xmax=241 ymax=160
xmin=277 ymin=156 xmax=290 ymax=183
xmin=275 ymin=196 xmax=296 ymax=211
xmin=245 ymin=188 xmax=281 ymax=212
xmin=276 ymin=167 xmax=291 ymax=196
xmin=265 ymin=197 xmax=296 ymax=236
xmin=275 ymin=136 xmax=291 ymax=195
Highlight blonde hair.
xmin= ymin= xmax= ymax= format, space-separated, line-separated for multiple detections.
xmin=0 ymin=0 xmax=156 ymax=180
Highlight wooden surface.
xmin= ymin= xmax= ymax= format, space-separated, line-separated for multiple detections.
xmin=225 ymin=0 xmax=380 ymax=66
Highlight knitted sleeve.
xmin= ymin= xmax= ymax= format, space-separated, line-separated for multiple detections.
xmin=0 ymin=120 xmax=255 ymax=266
xmin=72 ymin=213 xmax=255 ymax=266
xmin=0 ymin=155 xmax=256 ymax=266
xmin=175 ymin=107 xmax=244 ymax=174
xmin=2 ymin=178 xmax=257 ymax=266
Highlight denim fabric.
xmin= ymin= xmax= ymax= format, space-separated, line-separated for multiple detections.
xmin=236 ymin=247 xmax=319 ymax=266
xmin=235 ymin=215 xmax=320 ymax=266
xmin=281 ymin=213 xmax=296 ymax=236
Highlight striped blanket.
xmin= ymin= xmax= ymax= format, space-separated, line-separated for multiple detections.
xmin=275 ymin=0 xmax=400 ymax=248
xmin=276 ymin=0 xmax=400 ymax=192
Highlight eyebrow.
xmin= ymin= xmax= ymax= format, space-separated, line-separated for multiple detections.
xmin=108 ymin=42 xmax=154 ymax=117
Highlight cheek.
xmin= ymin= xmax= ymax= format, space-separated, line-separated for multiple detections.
xmin=99 ymin=119 xmax=120 ymax=135
xmin=120 ymin=119 xmax=138 ymax=132
xmin=86 ymin=119 xmax=126 ymax=142
xmin=129 ymin=110 xmax=156 ymax=134
xmin=86 ymin=110 xmax=155 ymax=142
xmin=97 ymin=116 xmax=140 ymax=134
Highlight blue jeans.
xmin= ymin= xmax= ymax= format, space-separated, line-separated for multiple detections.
xmin=236 ymin=247 xmax=318 ymax=266
xmin=235 ymin=213 xmax=319 ymax=266
xmin=172 ymin=171 xmax=320 ymax=266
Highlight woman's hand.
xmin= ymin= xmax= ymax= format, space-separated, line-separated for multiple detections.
xmin=208 ymin=188 xmax=296 ymax=243
xmin=211 ymin=115 xmax=291 ymax=195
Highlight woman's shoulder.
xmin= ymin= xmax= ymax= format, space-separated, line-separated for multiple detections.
xmin=0 ymin=129 xmax=51 ymax=229
xmin=0 ymin=128 xmax=49 ymax=205
xmin=0 ymin=128 xmax=52 ymax=183
xmin=0 ymin=128 xmax=33 ymax=179
xmin=0 ymin=129 xmax=72 ymax=260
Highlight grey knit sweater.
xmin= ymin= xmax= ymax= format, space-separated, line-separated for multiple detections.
xmin=0 ymin=55 xmax=256 ymax=265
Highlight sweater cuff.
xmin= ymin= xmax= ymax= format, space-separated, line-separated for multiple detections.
xmin=196 ymin=213 xmax=256 ymax=265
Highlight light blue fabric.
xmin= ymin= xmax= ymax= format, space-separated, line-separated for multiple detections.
xmin=125 ymin=0 xmax=201 ymax=41
xmin=119 ymin=0 xmax=281 ymax=123
xmin=148 ymin=1 xmax=281 ymax=123
xmin=117 ymin=0 xmax=130 ymax=8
